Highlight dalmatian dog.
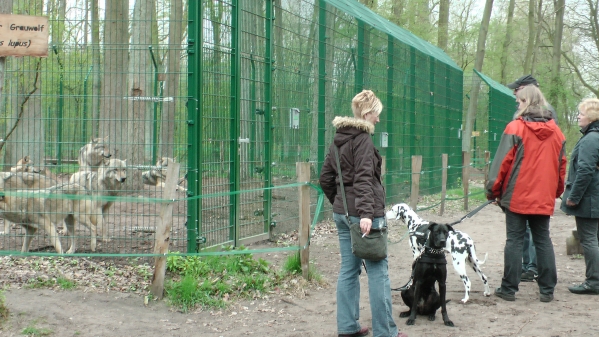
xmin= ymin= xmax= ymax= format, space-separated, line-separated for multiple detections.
xmin=386 ymin=203 xmax=491 ymax=303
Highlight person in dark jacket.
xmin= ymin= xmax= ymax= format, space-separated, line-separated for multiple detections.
xmin=485 ymin=85 xmax=566 ymax=303
xmin=560 ymin=97 xmax=599 ymax=295
xmin=320 ymin=90 xmax=407 ymax=337
xmin=507 ymin=74 xmax=559 ymax=283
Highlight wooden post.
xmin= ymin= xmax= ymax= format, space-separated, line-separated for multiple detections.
xmin=150 ymin=162 xmax=180 ymax=299
xmin=483 ymin=151 xmax=491 ymax=188
xmin=439 ymin=154 xmax=448 ymax=216
xmin=462 ymin=151 xmax=470 ymax=211
xmin=297 ymin=162 xmax=311 ymax=279
xmin=410 ymin=155 xmax=422 ymax=210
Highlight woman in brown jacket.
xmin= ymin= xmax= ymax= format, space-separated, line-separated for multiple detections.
xmin=320 ymin=90 xmax=406 ymax=337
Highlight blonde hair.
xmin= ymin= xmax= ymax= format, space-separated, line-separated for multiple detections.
xmin=351 ymin=90 xmax=382 ymax=119
xmin=514 ymin=85 xmax=549 ymax=118
xmin=578 ymin=98 xmax=599 ymax=122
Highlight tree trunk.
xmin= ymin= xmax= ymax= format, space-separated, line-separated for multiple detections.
xmin=127 ymin=0 xmax=155 ymax=187
xmin=100 ymin=0 xmax=129 ymax=167
xmin=390 ymin=0 xmax=404 ymax=26
xmin=523 ymin=0 xmax=536 ymax=73
xmin=462 ymin=0 xmax=493 ymax=153
xmin=91 ymin=0 xmax=101 ymax=136
xmin=160 ymin=0 xmax=184 ymax=159
xmin=437 ymin=0 xmax=450 ymax=51
xmin=530 ymin=0 xmax=544 ymax=75
xmin=500 ymin=0 xmax=515 ymax=84
xmin=3 ymin=0 xmax=44 ymax=168
xmin=0 ymin=0 xmax=12 ymax=171
xmin=549 ymin=0 xmax=565 ymax=111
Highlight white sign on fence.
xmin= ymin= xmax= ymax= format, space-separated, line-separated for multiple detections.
xmin=0 ymin=14 xmax=49 ymax=57
xmin=123 ymin=96 xmax=174 ymax=102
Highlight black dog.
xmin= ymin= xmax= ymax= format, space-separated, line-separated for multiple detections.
xmin=400 ymin=222 xmax=454 ymax=327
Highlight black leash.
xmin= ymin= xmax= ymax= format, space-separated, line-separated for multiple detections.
xmin=446 ymin=200 xmax=494 ymax=226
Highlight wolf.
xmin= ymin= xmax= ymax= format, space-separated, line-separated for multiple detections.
xmin=0 ymin=172 xmax=58 ymax=235
xmin=10 ymin=156 xmax=59 ymax=181
xmin=142 ymin=157 xmax=175 ymax=187
xmin=78 ymin=137 xmax=111 ymax=171
xmin=10 ymin=156 xmax=38 ymax=173
xmin=69 ymin=158 xmax=127 ymax=242
xmin=141 ymin=157 xmax=186 ymax=191
xmin=0 ymin=176 xmax=98 ymax=254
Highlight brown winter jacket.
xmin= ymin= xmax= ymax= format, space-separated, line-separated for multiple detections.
xmin=319 ymin=116 xmax=385 ymax=220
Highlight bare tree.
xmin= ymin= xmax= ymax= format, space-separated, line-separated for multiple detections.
xmin=438 ymin=0 xmax=450 ymax=51
xmin=548 ymin=0 xmax=565 ymax=111
xmin=462 ymin=0 xmax=494 ymax=153
xmin=90 ymin=0 xmax=101 ymax=133
xmin=523 ymin=0 xmax=536 ymax=73
xmin=160 ymin=0 xmax=184 ymax=158
xmin=499 ymin=0 xmax=515 ymax=84
xmin=563 ymin=0 xmax=599 ymax=97
xmin=99 ymin=0 xmax=129 ymax=165
xmin=128 ymin=0 xmax=156 ymax=181
xmin=2 ymin=0 xmax=44 ymax=168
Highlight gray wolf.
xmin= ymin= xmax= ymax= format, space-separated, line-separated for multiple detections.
xmin=10 ymin=156 xmax=39 ymax=173
xmin=0 ymin=172 xmax=58 ymax=235
xmin=78 ymin=137 xmax=111 ymax=171
xmin=69 ymin=158 xmax=127 ymax=242
xmin=141 ymin=157 xmax=186 ymax=191
xmin=386 ymin=203 xmax=491 ymax=303
xmin=11 ymin=156 xmax=59 ymax=181
xmin=0 ymin=177 xmax=97 ymax=254
xmin=400 ymin=222 xmax=454 ymax=327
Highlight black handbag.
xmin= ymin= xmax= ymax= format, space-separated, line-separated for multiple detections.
xmin=333 ymin=147 xmax=388 ymax=261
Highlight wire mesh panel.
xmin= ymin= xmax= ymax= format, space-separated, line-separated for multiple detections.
xmin=0 ymin=0 xmax=188 ymax=255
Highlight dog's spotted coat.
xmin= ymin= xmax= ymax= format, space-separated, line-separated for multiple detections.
xmin=386 ymin=203 xmax=491 ymax=303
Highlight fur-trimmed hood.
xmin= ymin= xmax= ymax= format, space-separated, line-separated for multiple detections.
xmin=332 ymin=116 xmax=375 ymax=148
xmin=332 ymin=116 xmax=375 ymax=134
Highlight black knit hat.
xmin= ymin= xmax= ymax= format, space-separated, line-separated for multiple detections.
xmin=507 ymin=75 xmax=539 ymax=89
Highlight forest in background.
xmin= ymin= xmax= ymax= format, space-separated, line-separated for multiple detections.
xmin=361 ymin=0 xmax=595 ymax=152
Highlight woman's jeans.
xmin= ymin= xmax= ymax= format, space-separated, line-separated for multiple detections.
xmin=501 ymin=209 xmax=557 ymax=295
xmin=333 ymin=213 xmax=398 ymax=337
xmin=574 ymin=217 xmax=599 ymax=288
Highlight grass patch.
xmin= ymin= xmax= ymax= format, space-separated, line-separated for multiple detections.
xmin=446 ymin=186 xmax=487 ymax=202
xmin=283 ymin=252 xmax=322 ymax=282
xmin=0 ymin=290 xmax=9 ymax=325
xmin=165 ymin=246 xmax=313 ymax=312
xmin=26 ymin=277 xmax=76 ymax=290
xmin=21 ymin=321 xmax=52 ymax=336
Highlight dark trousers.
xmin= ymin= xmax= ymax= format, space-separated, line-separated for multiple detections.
xmin=574 ymin=217 xmax=599 ymax=288
xmin=501 ymin=209 xmax=557 ymax=295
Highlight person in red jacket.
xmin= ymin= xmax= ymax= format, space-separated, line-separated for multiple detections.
xmin=485 ymin=85 xmax=567 ymax=303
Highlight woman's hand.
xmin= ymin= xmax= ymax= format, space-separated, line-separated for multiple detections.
xmin=360 ymin=218 xmax=372 ymax=236
xmin=566 ymin=198 xmax=577 ymax=207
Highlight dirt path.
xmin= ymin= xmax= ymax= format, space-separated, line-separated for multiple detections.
xmin=1 ymin=201 xmax=599 ymax=337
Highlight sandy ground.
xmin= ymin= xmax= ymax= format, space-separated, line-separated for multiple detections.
xmin=1 ymin=200 xmax=599 ymax=337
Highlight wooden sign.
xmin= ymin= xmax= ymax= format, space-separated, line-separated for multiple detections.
xmin=0 ymin=14 xmax=49 ymax=57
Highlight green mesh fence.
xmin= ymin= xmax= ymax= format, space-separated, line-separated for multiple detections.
xmin=475 ymin=70 xmax=515 ymax=159
xmin=2 ymin=0 xmax=480 ymax=257
xmin=0 ymin=0 xmax=189 ymax=255
xmin=463 ymin=70 xmax=514 ymax=170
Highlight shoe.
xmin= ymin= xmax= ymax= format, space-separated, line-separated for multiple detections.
xmin=539 ymin=293 xmax=554 ymax=302
xmin=568 ymin=283 xmax=599 ymax=295
xmin=494 ymin=287 xmax=516 ymax=301
xmin=338 ymin=326 xmax=369 ymax=337
xmin=396 ymin=332 xmax=408 ymax=337
xmin=521 ymin=270 xmax=538 ymax=282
